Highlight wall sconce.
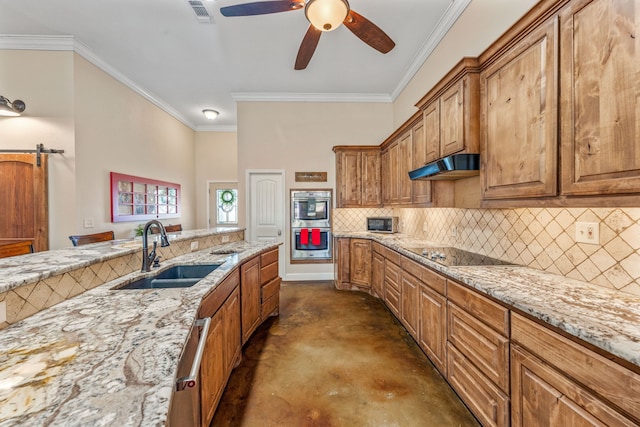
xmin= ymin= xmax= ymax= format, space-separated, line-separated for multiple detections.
xmin=202 ymin=109 xmax=219 ymax=120
xmin=0 ymin=96 xmax=26 ymax=117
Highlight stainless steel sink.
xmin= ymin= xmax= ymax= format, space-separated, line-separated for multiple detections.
xmin=116 ymin=264 xmax=222 ymax=290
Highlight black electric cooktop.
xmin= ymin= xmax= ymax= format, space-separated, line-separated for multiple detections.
xmin=407 ymin=247 xmax=516 ymax=267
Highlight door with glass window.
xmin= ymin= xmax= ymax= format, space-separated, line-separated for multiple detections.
xmin=208 ymin=181 xmax=238 ymax=228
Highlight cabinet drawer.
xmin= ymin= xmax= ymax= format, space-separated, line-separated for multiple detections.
xmin=260 ymin=248 xmax=278 ymax=267
xmin=447 ymin=343 xmax=510 ymax=427
xmin=385 ymin=287 xmax=400 ymax=317
xmin=512 ymin=313 xmax=640 ymax=422
xmin=260 ymin=261 xmax=278 ymax=285
xmin=384 ymin=260 xmax=401 ymax=292
xmin=383 ymin=247 xmax=402 ymax=265
xmin=448 ymin=302 xmax=510 ymax=392
xmin=447 ymin=281 xmax=509 ymax=335
xmin=401 ymin=257 xmax=447 ymax=295
xmin=199 ymin=269 xmax=239 ymax=318
xmin=372 ymin=241 xmax=385 ymax=255
xmin=261 ymin=277 xmax=281 ymax=302
xmin=261 ymin=294 xmax=279 ymax=318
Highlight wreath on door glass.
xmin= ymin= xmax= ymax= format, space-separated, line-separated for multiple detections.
xmin=220 ymin=190 xmax=235 ymax=212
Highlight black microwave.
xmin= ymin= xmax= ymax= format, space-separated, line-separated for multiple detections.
xmin=366 ymin=217 xmax=399 ymax=233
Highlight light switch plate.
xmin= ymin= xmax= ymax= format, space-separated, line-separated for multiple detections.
xmin=83 ymin=218 xmax=94 ymax=228
xmin=575 ymin=222 xmax=599 ymax=244
xmin=222 ymin=235 xmax=230 ymax=243
xmin=0 ymin=300 xmax=6 ymax=323
xmin=190 ymin=241 xmax=199 ymax=251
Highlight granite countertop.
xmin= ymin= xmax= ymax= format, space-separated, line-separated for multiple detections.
xmin=0 ymin=239 xmax=278 ymax=427
xmin=0 ymin=227 xmax=243 ymax=295
xmin=333 ymin=231 xmax=640 ymax=369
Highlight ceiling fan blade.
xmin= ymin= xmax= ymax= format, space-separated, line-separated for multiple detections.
xmin=220 ymin=0 xmax=304 ymax=17
xmin=295 ymin=25 xmax=322 ymax=70
xmin=343 ymin=10 xmax=395 ymax=54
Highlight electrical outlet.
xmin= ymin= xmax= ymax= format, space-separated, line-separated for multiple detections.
xmin=0 ymin=301 xmax=6 ymax=323
xmin=575 ymin=222 xmax=599 ymax=244
xmin=451 ymin=226 xmax=457 ymax=237
xmin=190 ymin=241 xmax=199 ymax=251
xmin=83 ymin=218 xmax=94 ymax=228
xmin=422 ymin=221 xmax=428 ymax=232
xmin=221 ymin=235 xmax=230 ymax=243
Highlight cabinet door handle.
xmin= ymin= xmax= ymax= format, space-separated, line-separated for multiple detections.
xmin=175 ymin=317 xmax=211 ymax=391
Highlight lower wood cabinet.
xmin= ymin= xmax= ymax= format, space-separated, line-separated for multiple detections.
xmin=241 ymin=255 xmax=261 ymax=344
xmin=383 ymin=256 xmax=401 ymax=317
xmin=199 ymin=271 xmax=241 ymax=427
xmin=400 ymin=270 xmax=419 ymax=338
xmin=260 ymin=248 xmax=280 ymax=318
xmin=371 ymin=250 xmax=385 ymax=299
xmin=511 ymin=313 xmax=640 ymax=427
xmin=349 ymin=239 xmax=371 ymax=289
xmin=334 ymin=237 xmax=372 ymax=292
xmin=334 ymin=239 xmax=640 ymax=427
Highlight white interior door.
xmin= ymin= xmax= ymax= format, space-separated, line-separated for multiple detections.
xmin=247 ymin=170 xmax=285 ymax=274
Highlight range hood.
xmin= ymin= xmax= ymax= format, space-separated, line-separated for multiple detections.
xmin=408 ymin=153 xmax=480 ymax=181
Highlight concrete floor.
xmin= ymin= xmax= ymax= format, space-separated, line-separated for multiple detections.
xmin=212 ymin=281 xmax=480 ymax=427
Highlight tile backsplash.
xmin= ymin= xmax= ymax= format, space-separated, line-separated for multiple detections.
xmin=334 ymin=207 xmax=640 ymax=296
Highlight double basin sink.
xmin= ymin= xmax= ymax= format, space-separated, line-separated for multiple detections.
xmin=117 ymin=264 xmax=222 ymax=290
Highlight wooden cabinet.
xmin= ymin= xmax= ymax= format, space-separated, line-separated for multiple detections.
xmin=240 ymin=255 xmax=261 ymax=344
xmin=446 ymin=281 xmax=510 ymax=427
xmin=383 ymin=249 xmax=402 ymax=317
xmin=385 ymin=142 xmax=400 ymax=204
xmin=411 ymin=117 xmax=434 ymax=205
xmin=333 ymin=146 xmax=381 ymax=207
xmin=400 ymin=268 xmax=419 ymax=338
xmin=401 ymin=257 xmax=448 ymax=375
xmin=334 ymin=237 xmax=371 ymax=291
xmin=371 ymin=250 xmax=385 ymax=299
xmin=511 ymin=313 xmax=640 ymax=426
xmin=398 ymin=131 xmax=413 ymax=204
xmin=559 ymin=0 xmax=640 ymax=197
xmin=199 ymin=270 xmax=241 ymax=427
xmin=260 ymin=248 xmax=280 ymax=318
xmin=380 ymin=149 xmax=391 ymax=205
xmin=349 ymin=238 xmax=371 ymax=289
xmin=415 ymin=57 xmax=480 ymax=163
xmin=480 ymin=17 xmax=559 ymax=200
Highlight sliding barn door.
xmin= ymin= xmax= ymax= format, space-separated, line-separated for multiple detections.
xmin=0 ymin=154 xmax=49 ymax=251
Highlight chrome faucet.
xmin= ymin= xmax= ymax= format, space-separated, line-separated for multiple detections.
xmin=141 ymin=220 xmax=170 ymax=272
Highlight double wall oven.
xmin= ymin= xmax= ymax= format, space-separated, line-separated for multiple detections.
xmin=291 ymin=190 xmax=332 ymax=262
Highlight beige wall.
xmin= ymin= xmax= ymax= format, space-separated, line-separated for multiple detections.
xmin=0 ymin=50 xmax=76 ymax=249
xmin=194 ymin=131 xmax=238 ymax=228
xmin=73 ymin=54 xmax=196 ymax=242
xmin=393 ymin=0 xmax=539 ymax=127
xmin=237 ymin=101 xmax=393 ymax=279
xmin=1 ymin=50 xmax=197 ymax=249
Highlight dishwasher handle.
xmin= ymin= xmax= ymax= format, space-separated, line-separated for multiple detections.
xmin=175 ymin=317 xmax=211 ymax=391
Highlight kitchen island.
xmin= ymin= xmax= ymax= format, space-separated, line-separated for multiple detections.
xmin=0 ymin=231 xmax=279 ymax=426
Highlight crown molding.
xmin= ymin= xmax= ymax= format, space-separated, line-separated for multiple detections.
xmin=232 ymin=92 xmax=392 ymax=103
xmin=390 ymin=0 xmax=472 ymax=101
xmin=0 ymin=34 xmax=197 ymax=130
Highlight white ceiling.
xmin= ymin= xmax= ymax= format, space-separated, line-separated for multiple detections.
xmin=0 ymin=0 xmax=470 ymax=130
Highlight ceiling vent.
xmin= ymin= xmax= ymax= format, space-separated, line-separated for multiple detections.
xmin=188 ymin=0 xmax=213 ymax=23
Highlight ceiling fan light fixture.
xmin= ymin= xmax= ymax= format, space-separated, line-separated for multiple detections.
xmin=202 ymin=109 xmax=219 ymax=120
xmin=305 ymin=0 xmax=349 ymax=32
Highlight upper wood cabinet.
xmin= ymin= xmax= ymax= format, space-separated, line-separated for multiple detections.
xmin=398 ymin=130 xmax=413 ymax=204
xmin=559 ymin=0 xmax=640 ymax=197
xmin=415 ymin=57 xmax=481 ymax=163
xmin=480 ymin=17 xmax=559 ymax=200
xmin=333 ymin=146 xmax=381 ymax=208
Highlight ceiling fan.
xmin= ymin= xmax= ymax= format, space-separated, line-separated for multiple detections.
xmin=220 ymin=0 xmax=395 ymax=70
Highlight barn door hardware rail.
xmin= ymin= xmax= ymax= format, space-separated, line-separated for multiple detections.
xmin=0 ymin=143 xmax=65 ymax=166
